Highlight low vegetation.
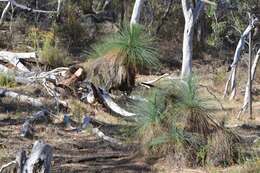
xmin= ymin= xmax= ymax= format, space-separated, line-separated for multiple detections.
xmin=86 ymin=24 xmax=159 ymax=93
xmin=0 ymin=73 xmax=16 ymax=87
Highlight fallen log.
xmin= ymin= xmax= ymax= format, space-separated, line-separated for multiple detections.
xmin=0 ymin=88 xmax=68 ymax=108
xmin=0 ymin=140 xmax=53 ymax=173
xmin=90 ymin=83 xmax=136 ymax=117
xmin=0 ymin=88 xmax=44 ymax=107
xmin=0 ymin=51 xmax=36 ymax=72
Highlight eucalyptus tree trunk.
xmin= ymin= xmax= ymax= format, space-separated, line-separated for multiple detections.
xmin=130 ymin=0 xmax=144 ymax=26
xmin=238 ymin=49 xmax=260 ymax=119
xmin=224 ymin=17 xmax=259 ymax=100
xmin=181 ymin=0 xmax=204 ymax=79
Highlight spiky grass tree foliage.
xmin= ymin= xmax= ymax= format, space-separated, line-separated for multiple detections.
xmin=133 ymin=77 xmax=241 ymax=166
xmin=87 ymin=24 xmax=159 ymax=93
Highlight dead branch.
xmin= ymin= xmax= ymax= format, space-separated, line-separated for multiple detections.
xmin=90 ymin=83 xmax=136 ymax=117
xmin=224 ymin=17 xmax=259 ymax=100
xmin=199 ymin=84 xmax=225 ymax=111
xmin=0 ymin=160 xmax=16 ymax=173
xmin=140 ymin=73 xmax=170 ymax=88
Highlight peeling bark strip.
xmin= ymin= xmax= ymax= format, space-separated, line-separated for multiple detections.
xmin=224 ymin=17 xmax=259 ymax=100
xmin=181 ymin=0 xmax=205 ymax=78
xmin=238 ymin=49 xmax=260 ymax=118
xmin=0 ymin=141 xmax=53 ymax=173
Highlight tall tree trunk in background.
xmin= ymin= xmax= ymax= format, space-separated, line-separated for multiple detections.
xmin=130 ymin=0 xmax=144 ymax=26
xmin=181 ymin=0 xmax=204 ymax=79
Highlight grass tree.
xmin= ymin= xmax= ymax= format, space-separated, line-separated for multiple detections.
xmin=87 ymin=24 xmax=159 ymax=93
xmin=181 ymin=0 xmax=205 ymax=78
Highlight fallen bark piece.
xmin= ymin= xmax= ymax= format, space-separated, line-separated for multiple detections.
xmin=90 ymin=83 xmax=136 ymax=117
xmin=92 ymin=128 xmax=122 ymax=145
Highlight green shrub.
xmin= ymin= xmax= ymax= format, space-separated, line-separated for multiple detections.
xmin=0 ymin=73 xmax=16 ymax=87
xmin=39 ymin=32 xmax=70 ymax=68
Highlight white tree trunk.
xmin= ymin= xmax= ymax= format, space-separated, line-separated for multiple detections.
xmin=130 ymin=0 xmax=144 ymax=26
xmin=224 ymin=17 xmax=259 ymax=99
xmin=238 ymin=49 xmax=260 ymax=118
xmin=181 ymin=20 xmax=194 ymax=78
xmin=181 ymin=0 xmax=204 ymax=79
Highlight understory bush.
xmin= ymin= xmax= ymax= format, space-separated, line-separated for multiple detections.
xmin=39 ymin=31 xmax=70 ymax=68
xmin=132 ymin=77 xmax=242 ymax=167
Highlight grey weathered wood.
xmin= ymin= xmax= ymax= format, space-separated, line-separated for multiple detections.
xmin=224 ymin=17 xmax=259 ymax=100
xmin=0 ymin=141 xmax=53 ymax=173
xmin=90 ymin=83 xmax=136 ymax=117
xmin=22 ymin=140 xmax=53 ymax=173
xmin=238 ymin=48 xmax=260 ymax=118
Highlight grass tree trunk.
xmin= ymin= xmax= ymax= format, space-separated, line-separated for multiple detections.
xmin=130 ymin=0 xmax=144 ymax=26
xmin=181 ymin=0 xmax=204 ymax=79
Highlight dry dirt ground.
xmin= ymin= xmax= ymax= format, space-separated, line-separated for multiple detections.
xmin=1 ymin=66 xmax=260 ymax=173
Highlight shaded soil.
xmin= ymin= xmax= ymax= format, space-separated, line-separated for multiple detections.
xmin=0 ymin=113 xmax=151 ymax=173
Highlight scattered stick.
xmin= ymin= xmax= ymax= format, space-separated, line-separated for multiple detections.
xmin=140 ymin=73 xmax=170 ymax=88
xmin=92 ymin=128 xmax=122 ymax=145
xmin=199 ymin=84 xmax=225 ymax=111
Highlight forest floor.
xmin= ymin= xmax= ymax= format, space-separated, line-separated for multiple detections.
xmin=1 ymin=61 xmax=260 ymax=173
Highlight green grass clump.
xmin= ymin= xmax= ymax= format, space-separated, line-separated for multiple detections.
xmin=131 ymin=77 xmax=242 ymax=167
xmin=0 ymin=73 xmax=16 ymax=87
xmin=90 ymin=24 xmax=159 ymax=71
xmin=39 ymin=34 xmax=70 ymax=68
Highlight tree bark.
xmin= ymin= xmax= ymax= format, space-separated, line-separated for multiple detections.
xmin=130 ymin=0 xmax=144 ymax=25
xmin=238 ymin=49 xmax=260 ymax=118
xmin=181 ymin=0 xmax=204 ymax=79
xmin=224 ymin=17 xmax=259 ymax=99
